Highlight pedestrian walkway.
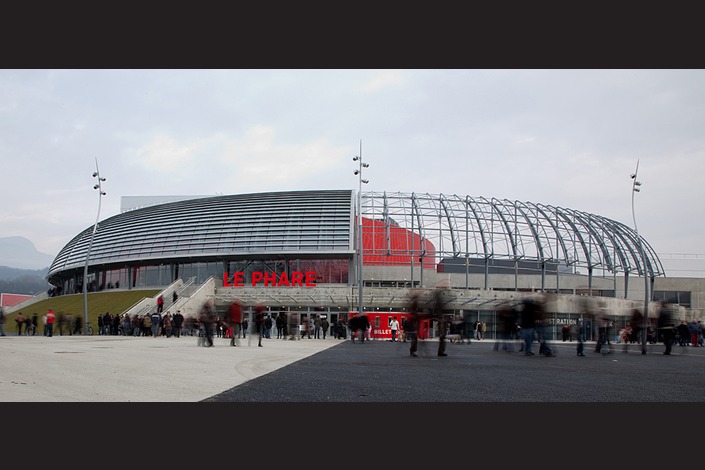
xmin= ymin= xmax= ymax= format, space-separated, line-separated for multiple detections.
xmin=0 ymin=334 xmax=341 ymax=402
xmin=3 ymin=334 xmax=705 ymax=402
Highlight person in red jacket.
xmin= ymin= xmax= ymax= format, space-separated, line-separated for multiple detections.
xmin=46 ymin=309 xmax=56 ymax=337
xmin=228 ymin=300 xmax=243 ymax=347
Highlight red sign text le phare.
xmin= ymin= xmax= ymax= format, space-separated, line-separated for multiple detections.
xmin=223 ymin=271 xmax=317 ymax=287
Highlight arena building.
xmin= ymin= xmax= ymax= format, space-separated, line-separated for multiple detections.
xmin=44 ymin=189 xmax=704 ymax=340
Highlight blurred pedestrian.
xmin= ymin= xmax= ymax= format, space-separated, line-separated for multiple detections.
xmin=199 ymin=299 xmax=216 ymax=347
xmin=15 ymin=312 xmax=24 ymax=335
xmin=321 ymin=316 xmax=330 ymax=339
xmin=300 ymin=315 xmax=310 ymax=339
xmin=689 ymin=320 xmax=700 ymax=347
xmin=150 ymin=310 xmax=161 ymax=337
xmin=73 ymin=315 xmax=82 ymax=335
xmin=594 ymin=308 xmax=613 ymax=355
xmin=173 ymin=310 xmax=184 ymax=338
xmin=228 ymin=300 xmax=243 ymax=346
xmin=520 ymin=298 xmax=539 ymax=356
xmin=630 ymin=307 xmax=644 ymax=346
xmin=534 ymin=296 xmax=555 ymax=357
xmin=576 ymin=317 xmax=586 ymax=356
xmin=494 ymin=301 xmax=517 ymax=352
xmin=405 ymin=291 xmax=423 ymax=357
xmin=45 ymin=309 xmax=55 ymax=337
xmin=312 ymin=315 xmax=321 ymax=339
xmin=253 ymin=304 xmax=265 ymax=347
xmin=276 ymin=311 xmax=287 ymax=339
xmin=657 ymin=301 xmax=676 ymax=355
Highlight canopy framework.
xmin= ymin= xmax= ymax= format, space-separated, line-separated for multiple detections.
xmin=361 ymin=191 xmax=664 ymax=279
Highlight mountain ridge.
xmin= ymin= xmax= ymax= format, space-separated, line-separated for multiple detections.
xmin=0 ymin=236 xmax=54 ymax=270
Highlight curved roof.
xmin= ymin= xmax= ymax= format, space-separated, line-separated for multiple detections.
xmin=48 ymin=189 xmax=664 ymax=279
xmin=48 ymin=190 xmax=356 ymax=276
xmin=362 ymin=192 xmax=664 ymax=277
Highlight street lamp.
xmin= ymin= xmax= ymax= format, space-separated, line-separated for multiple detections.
xmin=353 ymin=140 xmax=369 ymax=318
xmin=83 ymin=158 xmax=106 ymax=335
xmin=630 ymin=159 xmax=649 ymax=355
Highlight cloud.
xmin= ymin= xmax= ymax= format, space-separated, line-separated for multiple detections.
xmin=133 ymin=134 xmax=203 ymax=169
xmin=360 ymin=70 xmax=405 ymax=92
xmin=221 ymin=126 xmax=348 ymax=186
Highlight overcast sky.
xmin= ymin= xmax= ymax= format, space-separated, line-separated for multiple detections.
xmin=1 ymin=69 xmax=703 ymax=275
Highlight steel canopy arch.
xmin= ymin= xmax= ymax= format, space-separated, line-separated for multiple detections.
xmin=438 ymin=193 xmax=460 ymax=258
xmin=489 ymin=197 xmax=520 ymax=261
xmin=571 ymin=209 xmax=616 ymax=273
xmin=551 ymin=206 xmax=596 ymax=274
xmin=513 ymin=200 xmax=547 ymax=262
xmin=534 ymin=203 xmax=572 ymax=265
xmin=460 ymin=195 xmax=490 ymax=258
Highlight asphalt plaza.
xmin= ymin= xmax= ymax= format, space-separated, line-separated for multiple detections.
xmin=206 ymin=337 xmax=705 ymax=402
xmin=3 ymin=332 xmax=703 ymax=402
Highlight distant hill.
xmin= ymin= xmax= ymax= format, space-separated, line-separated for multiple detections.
xmin=0 ymin=236 xmax=54 ymax=270
xmin=0 ymin=265 xmax=50 ymax=295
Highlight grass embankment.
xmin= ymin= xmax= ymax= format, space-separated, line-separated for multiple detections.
xmin=5 ymin=289 xmax=160 ymax=331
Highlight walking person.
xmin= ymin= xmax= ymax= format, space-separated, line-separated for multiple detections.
xmin=389 ymin=316 xmax=400 ymax=342
xmin=494 ymin=301 xmax=516 ymax=352
xmin=520 ymin=298 xmax=539 ymax=356
xmin=45 ymin=309 xmax=55 ymax=337
xmin=150 ymin=310 xmax=161 ymax=338
xmin=228 ymin=300 xmax=243 ymax=346
xmin=688 ymin=320 xmax=700 ymax=347
xmin=275 ymin=311 xmax=286 ymax=339
xmin=241 ymin=316 xmax=248 ymax=339
xmin=199 ymin=299 xmax=216 ymax=347
xmin=300 ymin=315 xmax=310 ymax=339
xmin=576 ymin=317 xmax=586 ymax=356
xmin=430 ymin=286 xmax=451 ymax=357
xmin=321 ymin=316 xmax=330 ymax=339
xmin=658 ymin=301 xmax=676 ymax=355
xmin=0 ymin=307 xmax=5 ymax=336
xmin=312 ymin=315 xmax=321 ymax=339
xmin=405 ymin=291 xmax=422 ymax=357
xmin=253 ymin=304 xmax=265 ymax=347
xmin=15 ymin=312 xmax=24 ymax=335
xmin=173 ymin=310 xmax=184 ymax=338
xmin=594 ymin=309 xmax=614 ymax=355
xmin=264 ymin=314 xmax=273 ymax=339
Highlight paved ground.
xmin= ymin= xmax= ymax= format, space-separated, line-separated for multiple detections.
xmin=2 ymin=333 xmax=705 ymax=402
xmin=0 ymin=333 xmax=339 ymax=402
xmin=206 ymin=338 xmax=705 ymax=402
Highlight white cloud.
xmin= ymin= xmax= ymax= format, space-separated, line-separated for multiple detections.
xmin=221 ymin=126 xmax=347 ymax=186
xmin=360 ymin=70 xmax=405 ymax=92
xmin=133 ymin=134 xmax=202 ymax=169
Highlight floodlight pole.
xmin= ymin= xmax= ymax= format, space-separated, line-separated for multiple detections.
xmin=83 ymin=158 xmax=106 ymax=335
xmin=353 ymin=140 xmax=369 ymax=318
xmin=630 ymin=159 xmax=648 ymax=355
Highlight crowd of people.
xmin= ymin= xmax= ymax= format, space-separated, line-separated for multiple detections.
xmin=7 ymin=293 xmax=703 ymax=360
